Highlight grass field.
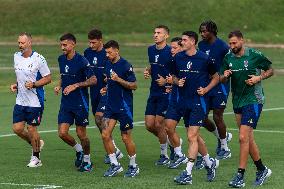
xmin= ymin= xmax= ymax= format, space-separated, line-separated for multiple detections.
xmin=0 ymin=64 xmax=284 ymax=188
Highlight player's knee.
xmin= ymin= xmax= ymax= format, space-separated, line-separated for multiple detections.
xmin=12 ymin=125 xmax=23 ymax=135
xmin=165 ymin=124 xmax=175 ymax=136
xmin=239 ymin=134 xmax=249 ymax=144
xmin=95 ymin=115 xmax=103 ymax=127
xmin=101 ymin=130 xmax=111 ymax=141
xmin=188 ymin=133 xmax=198 ymax=143
xmin=58 ymin=130 xmax=68 ymax=139
xmin=121 ymin=134 xmax=131 ymax=144
xmin=213 ymin=114 xmax=223 ymax=125
xmin=145 ymin=121 xmax=155 ymax=132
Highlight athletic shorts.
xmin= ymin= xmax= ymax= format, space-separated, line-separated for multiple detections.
xmin=13 ymin=104 xmax=43 ymax=126
xmin=165 ymin=102 xmax=182 ymax=122
xmin=58 ymin=106 xmax=89 ymax=126
xmin=104 ymin=107 xmax=133 ymax=132
xmin=96 ymin=94 xmax=107 ymax=114
xmin=234 ymin=104 xmax=263 ymax=129
xmin=145 ymin=95 xmax=169 ymax=117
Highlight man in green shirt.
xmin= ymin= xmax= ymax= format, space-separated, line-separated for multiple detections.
xmin=220 ymin=30 xmax=273 ymax=188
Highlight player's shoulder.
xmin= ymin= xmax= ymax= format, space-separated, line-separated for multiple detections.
xmin=196 ymin=50 xmax=209 ymax=59
xmin=32 ymin=51 xmax=47 ymax=62
xmin=248 ymin=47 xmax=264 ymax=56
xmin=84 ymin=47 xmax=92 ymax=54
xmin=14 ymin=52 xmax=22 ymax=57
xmin=148 ymin=44 xmax=156 ymax=51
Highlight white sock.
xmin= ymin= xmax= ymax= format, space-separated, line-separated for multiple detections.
xmin=220 ymin=139 xmax=229 ymax=151
xmin=212 ymin=128 xmax=220 ymax=139
xmin=160 ymin=143 xmax=168 ymax=156
xmin=129 ymin=154 xmax=137 ymax=167
xmin=203 ymin=154 xmax=212 ymax=167
xmin=186 ymin=161 xmax=194 ymax=175
xmin=73 ymin=143 xmax=83 ymax=152
xmin=83 ymin=154 xmax=91 ymax=164
xmin=174 ymin=146 xmax=183 ymax=157
xmin=109 ymin=153 xmax=118 ymax=165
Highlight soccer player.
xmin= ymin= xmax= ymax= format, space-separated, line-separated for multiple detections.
xmin=84 ymin=28 xmax=123 ymax=164
xmin=54 ymin=33 xmax=97 ymax=172
xmin=144 ymin=25 xmax=172 ymax=165
xmin=172 ymin=31 xmax=219 ymax=185
xmin=220 ymin=30 xmax=273 ymax=187
xmin=196 ymin=20 xmax=232 ymax=165
xmin=11 ymin=32 xmax=51 ymax=167
xmin=164 ymin=37 xmax=188 ymax=169
xmin=101 ymin=40 xmax=139 ymax=177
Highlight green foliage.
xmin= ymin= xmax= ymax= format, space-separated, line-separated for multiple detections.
xmin=0 ymin=0 xmax=284 ymax=43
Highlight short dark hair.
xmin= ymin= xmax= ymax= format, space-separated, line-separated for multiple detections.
xmin=103 ymin=40 xmax=119 ymax=50
xmin=156 ymin=25 xmax=170 ymax=34
xmin=88 ymin=29 xmax=102 ymax=40
xmin=171 ymin=37 xmax=182 ymax=46
xmin=182 ymin=31 xmax=198 ymax=45
xmin=19 ymin=32 xmax=32 ymax=39
xmin=228 ymin=30 xmax=243 ymax=39
xmin=199 ymin=20 xmax=218 ymax=36
xmin=60 ymin=33 xmax=76 ymax=43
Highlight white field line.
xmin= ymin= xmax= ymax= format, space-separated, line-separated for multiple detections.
xmin=0 ymin=107 xmax=284 ymax=138
xmin=0 ymin=182 xmax=62 ymax=189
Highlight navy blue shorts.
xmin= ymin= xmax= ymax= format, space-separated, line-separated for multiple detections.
xmin=165 ymin=103 xmax=182 ymax=122
xmin=104 ymin=106 xmax=133 ymax=132
xmin=234 ymin=104 xmax=263 ymax=129
xmin=96 ymin=94 xmax=107 ymax=114
xmin=145 ymin=95 xmax=169 ymax=117
xmin=13 ymin=104 xmax=43 ymax=126
xmin=208 ymin=93 xmax=228 ymax=110
xmin=58 ymin=106 xmax=89 ymax=126
xmin=178 ymin=97 xmax=208 ymax=127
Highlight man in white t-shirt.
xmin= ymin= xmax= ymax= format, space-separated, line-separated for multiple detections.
xmin=10 ymin=32 xmax=51 ymax=168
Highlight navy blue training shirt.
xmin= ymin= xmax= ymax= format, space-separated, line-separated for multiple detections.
xmin=148 ymin=44 xmax=172 ymax=96
xmin=84 ymin=48 xmax=107 ymax=97
xmin=198 ymin=38 xmax=230 ymax=95
xmin=58 ymin=52 xmax=94 ymax=111
xmin=173 ymin=50 xmax=216 ymax=107
xmin=105 ymin=57 xmax=136 ymax=113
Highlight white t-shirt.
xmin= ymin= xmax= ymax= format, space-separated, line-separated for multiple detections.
xmin=14 ymin=51 xmax=50 ymax=107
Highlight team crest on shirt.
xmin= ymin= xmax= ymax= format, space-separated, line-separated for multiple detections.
xmin=65 ymin=65 xmax=69 ymax=73
xmin=244 ymin=60 xmax=249 ymax=70
xmin=229 ymin=63 xmax=233 ymax=67
xmin=93 ymin=57 xmax=98 ymax=65
xmin=205 ymin=50 xmax=210 ymax=55
xmin=187 ymin=61 xmax=192 ymax=70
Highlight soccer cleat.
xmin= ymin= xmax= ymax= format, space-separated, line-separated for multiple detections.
xmin=174 ymin=170 xmax=192 ymax=185
xmin=168 ymin=154 xmax=188 ymax=169
xmin=124 ymin=165 xmax=140 ymax=177
xmin=229 ymin=173 xmax=245 ymax=188
xmin=205 ymin=158 xmax=219 ymax=182
xmin=216 ymin=148 xmax=232 ymax=160
xmin=104 ymin=163 xmax=123 ymax=177
xmin=104 ymin=150 xmax=124 ymax=164
xmin=27 ymin=156 xmax=42 ymax=168
xmin=254 ymin=166 xmax=272 ymax=186
xmin=155 ymin=154 xmax=170 ymax=165
xmin=78 ymin=161 xmax=93 ymax=172
xmin=194 ymin=155 xmax=205 ymax=170
xmin=75 ymin=151 xmax=84 ymax=168
xmin=169 ymin=145 xmax=175 ymax=161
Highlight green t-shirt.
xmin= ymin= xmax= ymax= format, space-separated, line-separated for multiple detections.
xmin=220 ymin=47 xmax=272 ymax=108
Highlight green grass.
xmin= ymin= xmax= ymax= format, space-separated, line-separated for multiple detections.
xmin=0 ymin=69 xmax=284 ymax=188
xmin=0 ymin=0 xmax=284 ymax=43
